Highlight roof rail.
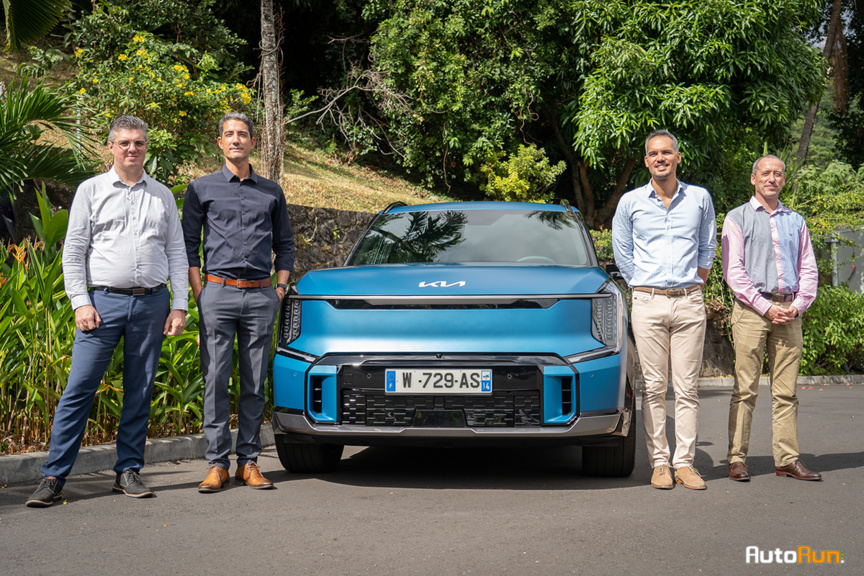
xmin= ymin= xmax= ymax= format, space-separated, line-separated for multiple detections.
xmin=382 ymin=201 xmax=408 ymax=214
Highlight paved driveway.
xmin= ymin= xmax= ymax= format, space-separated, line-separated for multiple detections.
xmin=1 ymin=386 xmax=861 ymax=575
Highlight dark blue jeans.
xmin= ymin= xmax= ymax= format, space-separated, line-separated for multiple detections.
xmin=41 ymin=289 xmax=169 ymax=485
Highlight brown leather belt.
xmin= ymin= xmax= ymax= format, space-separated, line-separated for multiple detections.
xmin=633 ymin=285 xmax=701 ymax=297
xmin=761 ymin=292 xmax=795 ymax=303
xmin=205 ymin=274 xmax=272 ymax=288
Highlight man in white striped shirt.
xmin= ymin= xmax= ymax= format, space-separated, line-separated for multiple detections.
xmin=26 ymin=116 xmax=188 ymax=507
xmin=612 ymin=129 xmax=716 ymax=490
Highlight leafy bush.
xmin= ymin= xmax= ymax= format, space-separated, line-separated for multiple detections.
xmin=480 ymin=145 xmax=565 ymax=203
xmin=70 ymin=7 xmax=254 ymax=183
xmin=800 ymin=285 xmax=864 ymax=375
xmin=0 ymin=189 xmax=268 ymax=454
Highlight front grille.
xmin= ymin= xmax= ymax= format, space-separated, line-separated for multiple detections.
xmin=341 ymin=390 xmax=541 ymax=427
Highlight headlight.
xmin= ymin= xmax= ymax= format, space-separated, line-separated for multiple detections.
xmin=591 ymin=280 xmax=623 ymax=351
xmin=568 ymin=279 xmax=625 ymax=363
xmin=279 ymin=296 xmax=302 ymax=345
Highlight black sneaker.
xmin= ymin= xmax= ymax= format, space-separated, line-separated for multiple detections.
xmin=25 ymin=477 xmax=63 ymax=508
xmin=113 ymin=470 xmax=154 ymax=498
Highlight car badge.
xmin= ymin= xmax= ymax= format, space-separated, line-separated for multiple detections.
xmin=418 ymin=280 xmax=466 ymax=288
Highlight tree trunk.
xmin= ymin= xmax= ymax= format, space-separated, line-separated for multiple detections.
xmin=259 ymin=0 xmax=283 ymax=182
xmin=797 ymin=0 xmax=844 ymax=164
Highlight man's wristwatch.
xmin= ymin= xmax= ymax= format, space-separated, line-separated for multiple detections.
xmin=276 ymin=283 xmax=289 ymax=296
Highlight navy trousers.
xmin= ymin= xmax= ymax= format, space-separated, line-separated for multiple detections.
xmin=42 ymin=289 xmax=169 ymax=485
xmin=198 ymin=282 xmax=280 ymax=469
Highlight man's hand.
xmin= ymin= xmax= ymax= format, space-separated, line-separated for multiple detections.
xmin=765 ymin=305 xmax=798 ymax=325
xmin=163 ymin=309 xmax=187 ymax=336
xmin=74 ymin=305 xmax=101 ymax=332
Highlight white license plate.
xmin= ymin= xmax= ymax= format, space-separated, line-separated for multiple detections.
xmin=385 ymin=369 xmax=492 ymax=394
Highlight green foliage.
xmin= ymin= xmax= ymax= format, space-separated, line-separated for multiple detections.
xmin=0 ymin=74 xmax=95 ymax=192
xmin=800 ymin=286 xmax=864 ymax=375
xmin=0 ymin=189 xmax=273 ymax=454
xmin=787 ymin=162 xmax=864 ymax=275
xmin=2 ymin=0 xmax=69 ymax=51
xmin=70 ymin=8 xmax=254 ymax=183
xmin=363 ymin=0 xmax=825 ymax=225
xmin=480 ymin=145 xmax=565 ymax=203
xmin=589 ymin=228 xmax=613 ymax=263
xmin=17 ymin=45 xmax=69 ymax=78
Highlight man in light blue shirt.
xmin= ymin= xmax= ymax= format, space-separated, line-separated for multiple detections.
xmin=612 ymin=129 xmax=716 ymax=490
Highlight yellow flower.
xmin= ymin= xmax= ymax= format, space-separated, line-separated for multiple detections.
xmin=74 ymin=48 xmax=83 ymax=58
xmin=184 ymin=73 xmax=190 ymax=80
xmin=179 ymin=111 xmax=187 ymax=116
xmin=91 ymin=77 xmax=99 ymax=84
xmin=136 ymin=49 xmax=147 ymax=57
xmin=129 ymin=77 xmax=135 ymax=82
xmin=117 ymin=54 xmax=128 ymax=61
xmin=149 ymin=102 xmax=158 ymax=108
xmin=133 ymin=34 xmax=145 ymax=43
xmin=78 ymin=88 xmax=87 ymax=94
xmin=235 ymin=83 xmax=246 ymax=91
xmin=241 ymin=93 xmax=251 ymax=105
xmin=184 ymin=91 xmax=194 ymax=96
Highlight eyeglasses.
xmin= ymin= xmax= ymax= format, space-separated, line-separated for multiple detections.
xmin=111 ymin=140 xmax=148 ymax=150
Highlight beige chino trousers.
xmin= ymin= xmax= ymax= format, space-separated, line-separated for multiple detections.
xmin=631 ymin=288 xmax=706 ymax=468
xmin=728 ymin=300 xmax=803 ymax=467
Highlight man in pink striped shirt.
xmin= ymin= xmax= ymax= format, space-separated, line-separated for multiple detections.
xmin=721 ymin=154 xmax=821 ymax=482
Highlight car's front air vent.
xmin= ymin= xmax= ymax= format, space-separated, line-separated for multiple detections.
xmin=561 ymin=377 xmax=573 ymax=416
xmin=328 ymin=298 xmax=557 ymax=310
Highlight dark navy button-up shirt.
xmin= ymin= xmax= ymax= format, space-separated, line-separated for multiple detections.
xmin=182 ymin=164 xmax=295 ymax=279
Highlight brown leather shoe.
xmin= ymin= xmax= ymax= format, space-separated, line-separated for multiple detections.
xmin=235 ymin=461 xmax=274 ymax=489
xmin=729 ymin=461 xmax=750 ymax=482
xmin=198 ymin=465 xmax=230 ymax=493
xmin=775 ymin=459 xmax=822 ymax=481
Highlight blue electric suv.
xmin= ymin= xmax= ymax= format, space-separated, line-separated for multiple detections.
xmin=271 ymin=201 xmax=636 ymax=476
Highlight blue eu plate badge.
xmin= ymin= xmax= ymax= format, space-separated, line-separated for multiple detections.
xmin=481 ymin=370 xmax=492 ymax=392
xmin=385 ymin=370 xmax=396 ymax=392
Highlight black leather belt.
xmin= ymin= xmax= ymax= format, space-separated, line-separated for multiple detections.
xmin=91 ymin=284 xmax=166 ymax=296
xmin=761 ymin=292 xmax=795 ymax=303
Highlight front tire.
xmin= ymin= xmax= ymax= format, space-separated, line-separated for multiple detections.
xmin=582 ymin=406 xmax=636 ymax=477
xmin=275 ymin=435 xmax=344 ymax=473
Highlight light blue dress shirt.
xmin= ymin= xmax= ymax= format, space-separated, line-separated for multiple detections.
xmin=611 ymin=180 xmax=716 ymax=289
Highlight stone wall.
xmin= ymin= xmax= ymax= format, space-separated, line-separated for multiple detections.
xmin=287 ymin=204 xmax=375 ymax=279
xmin=284 ymin=204 xmax=735 ymax=377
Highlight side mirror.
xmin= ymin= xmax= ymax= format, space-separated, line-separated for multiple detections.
xmin=605 ymin=263 xmax=624 ymax=281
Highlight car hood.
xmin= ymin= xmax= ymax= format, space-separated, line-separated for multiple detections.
xmin=296 ymin=264 xmax=610 ymax=296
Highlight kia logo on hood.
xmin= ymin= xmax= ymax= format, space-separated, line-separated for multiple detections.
xmin=419 ymin=281 xmax=466 ymax=288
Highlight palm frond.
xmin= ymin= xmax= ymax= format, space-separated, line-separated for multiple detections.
xmin=2 ymin=0 xmax=71 ymax=51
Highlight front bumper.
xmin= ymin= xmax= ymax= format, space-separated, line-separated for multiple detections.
xmin=271 ymin=407 xmax=627 ymax=448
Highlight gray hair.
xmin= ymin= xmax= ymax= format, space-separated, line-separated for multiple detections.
xmin=218 ymin=112 xmax=254 ymax=138
xmin=752 ymin=154 xmax=786 ymax=175
xmin=108 ymin=115 xmax=148 ymax=142
xmin=644 ymin=129 xmax=680 ymax=155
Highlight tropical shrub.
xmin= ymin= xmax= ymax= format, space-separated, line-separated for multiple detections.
xmin=800 ymin=286 xmax=864 ymax=375
xmin=70 ymin=7 xmax=254 ymax=183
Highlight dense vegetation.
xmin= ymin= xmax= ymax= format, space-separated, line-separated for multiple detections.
xmin=2 ymin=0 xmax=864 ymax=454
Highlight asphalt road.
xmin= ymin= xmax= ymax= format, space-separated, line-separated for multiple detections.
xmin=1 ymin=386 xmax=861 ymax=576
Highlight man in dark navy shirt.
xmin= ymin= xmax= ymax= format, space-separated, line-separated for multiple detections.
xmin=182 ymin=112 xmax=294 ymax=492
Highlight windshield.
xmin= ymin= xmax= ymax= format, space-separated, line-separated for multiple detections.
xmin=347 ymin=209 xmax=595 ymax=266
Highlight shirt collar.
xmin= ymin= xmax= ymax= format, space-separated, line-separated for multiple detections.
xmin=749 ymin=195 xmax=789 ymax=214
xmin=108 ymin=166 xmax=147 ymax=187
xmin=220 ymin=163 xmax=259 ymax=183
xmin=644 ymin=179 xmax=685 ymax=199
